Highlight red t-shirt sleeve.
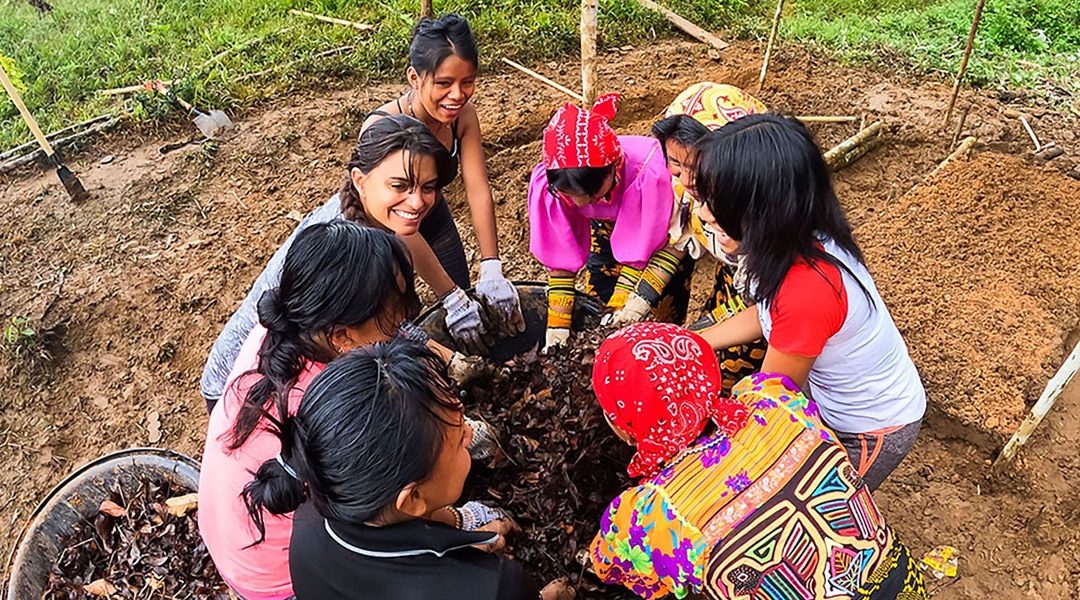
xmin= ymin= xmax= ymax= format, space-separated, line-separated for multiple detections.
xmin=768 ymin=260 xmax=848 ymax=357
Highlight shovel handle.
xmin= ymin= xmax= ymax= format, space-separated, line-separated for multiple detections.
xmin=0 ymin=63 xmax=55 ymax=157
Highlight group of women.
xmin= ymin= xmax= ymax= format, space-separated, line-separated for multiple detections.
xmin=196 ymin=12 xmax=929 ymax=600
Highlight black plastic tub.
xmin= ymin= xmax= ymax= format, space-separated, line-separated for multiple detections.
xmin=415 ymin=281 xmax=601 ymax=361
xmin=3 ymin=448 xmax=200 ymax=600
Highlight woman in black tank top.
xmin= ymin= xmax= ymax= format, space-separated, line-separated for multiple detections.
xmin=362 ymin=14 xmax=525 ymax=354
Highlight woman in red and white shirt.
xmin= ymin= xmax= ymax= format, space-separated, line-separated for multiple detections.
xmin=690 ymin=113 xmax=925 ymax=490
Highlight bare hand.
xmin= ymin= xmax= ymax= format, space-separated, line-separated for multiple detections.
xmin=540 ymin=578 xmax=576 ymax=600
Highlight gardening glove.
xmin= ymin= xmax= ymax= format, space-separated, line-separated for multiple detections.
xmin=464 ymin=416 xmax=499 ymax=462
xmin=448 ymin=352 xmax=488 ymax=385
xmin=542 ymin=328 xmax=571 ymax=353
xmin=456 ymin=501 xmax=509 ymax=532
xmin=601 ymin=293 xmax=652 ymax=326
xmin=606 ymin=265 xmax=643 ymax=311
xmin=443 ymin=287 xmax=488 ymax=355
xmin=475 ymin=259 xmax=526 ymax=336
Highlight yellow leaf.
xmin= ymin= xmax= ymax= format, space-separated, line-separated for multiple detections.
xmin=164 ymin=493 xmax=198 ymax=517
xmin=84 ymin=579 xmax=118 ymax=597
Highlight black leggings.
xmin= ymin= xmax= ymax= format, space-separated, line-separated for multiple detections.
xmin=419 ymin=194 xmax=470 ymax=289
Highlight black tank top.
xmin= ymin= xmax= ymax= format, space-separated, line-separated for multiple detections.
xmin=395 ymin=97 xmax=461 ymax=179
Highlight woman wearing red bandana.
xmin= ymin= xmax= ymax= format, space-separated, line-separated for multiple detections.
xmin=528 ymin=94 xmax=694 ymax=350
xmin=588 ymin=323 xmax=927 ymax=600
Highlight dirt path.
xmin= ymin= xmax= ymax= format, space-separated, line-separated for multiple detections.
xmin=1 ymin=39 xmax=1078 ymax=597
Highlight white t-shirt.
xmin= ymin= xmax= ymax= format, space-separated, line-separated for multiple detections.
xmin=756 ymin=237 xmax=926 ymax=433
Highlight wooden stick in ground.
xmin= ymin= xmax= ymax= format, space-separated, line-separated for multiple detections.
xmin=757 ymin=0 xmax=785 ymax=91
xmin=929 ymin=135 xmax=977 ymax=178
xmin=580 ymin=0 xmax=599 ymax=106
xmin=420 ymin=0 xmax=432 ymax=18
xmin=795 ymin=115 xmax=858 ymax=124
xmin=636 ymin=0 xmax=729 ymax=51
xmin=993 ymin=339 xmax=1080 ymax=472
xmin=288 ymin=9 xmax=374 ymax=31
xmin=949 ymin=104 xmax=970 ymax=149
xmin=943 ymin=0 xmax=988 ymax=126
xmin=823 ymin=121 xmax=884 ymax=170
xmin=501 ymin=58 xmax=585 ymax=103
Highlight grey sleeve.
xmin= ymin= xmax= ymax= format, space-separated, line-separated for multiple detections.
xmin=199 ymin=196 xmax=344 ymax=402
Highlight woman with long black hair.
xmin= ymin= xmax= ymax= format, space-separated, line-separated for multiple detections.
xmin=691 ymin=114 xmax=926 ymax=490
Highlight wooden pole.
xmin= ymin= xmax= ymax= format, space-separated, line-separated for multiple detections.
xmin=501 ymin=58 xmax=585 ymax=103
xmin=420 ymin=0 xmax=432 ymax=18
xmin=288 ymin=9 xmax=374 ymax=31
xmin=943 ymin=0 xmax=987 ymax=126
xmin=757 ymin=0 xmax=785 ymax=91
xmin=581 ymin=0 xmax=599 ymax=106
xmin=635 ymin=0 xmax=728 ymax=51
xmin=993 ymin=340 xmax=1080 ymax=472
xmin=795 ymin=115 xmax=858 ymax=124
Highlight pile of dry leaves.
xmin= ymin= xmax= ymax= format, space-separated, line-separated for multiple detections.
xmin=463 ymin=327 xmax=636 ymax=598
xmin=43 ymin=476 xmax=227 ymax=599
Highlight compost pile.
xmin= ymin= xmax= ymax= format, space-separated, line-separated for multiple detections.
xmin=463 ymin=327 xmax=636 ymax=598
xmin=43 ymin=475 xmax=227 ymax=599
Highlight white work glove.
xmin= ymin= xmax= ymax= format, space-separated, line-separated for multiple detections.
xmin=474 ymin=259 xmax=526 ymax=336
xmin=456 ymin=501 xmax=509 ymax=531
xmin=443 ymin=287 xmax=487 ymax=355
xmin=464 ymin=416 xmax=499 ymax=462
xmin=542 ymin=327 xmax=570 ymax=353
xmin=600 ymin=293 xmax=652 ymax=327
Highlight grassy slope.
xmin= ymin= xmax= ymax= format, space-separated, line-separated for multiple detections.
xmin=0 ymin=0 xmax=1077 ymax=151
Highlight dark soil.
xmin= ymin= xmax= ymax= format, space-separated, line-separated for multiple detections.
xmin=42 ymin=476 xmax=226 ymax=599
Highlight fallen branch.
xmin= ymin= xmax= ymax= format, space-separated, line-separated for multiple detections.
xmin=635 ymin=0 xmax=728 ymax=51
xmin=0 ymin=114 xmax=115 ymax=161
xmin=757 ymin=0 xmax=785 ymax=91
xmin=0 ymin=117 xmax=120 ymax=174
xmin=929 ymin=136 xmax=977 ymax=178
xmin=993 ymin=339 xmax=1080 ymax=472
xmin=235 ymin=46 xmax=356 ymax=83
xmin=796 ymin=115 xmax=858 ymax=124
xmin=823 ymin=121 xmax=884 ymax=171
xmin=100 ymin=79 xmax=176 ymax=96
xmin=288 ymin=9 xmax=373 ymax=31
xmin=501 ymin=58 xmax=585 ymax=103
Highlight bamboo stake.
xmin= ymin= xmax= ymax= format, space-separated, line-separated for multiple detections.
xmin=501 ymin=58 xmax=585 ymax=103
xmin=796 ymin=115 xmax=858 ymax=124
xmin=0 ymin=117 xmax=120 ymax=174
xmin=635 ymin=0 xmax=729 ymax=51
xmin=0 ymin=114 xmax=114 ymax=161
xmin=757 ymin=0 xmax=785 ymax=91
xmin=288 ymin=9 xmax=374 ymax=31
xmin=993 ymin=340 xmax=1080 ymax=472
xmin=581 ymin=0 xmax=599 ymax=107
xmin=235 ymin=45 xmax=355 ymax=83
xmin=420 ymin=0 xmax=432 ymax=17
xmin=943 ymin=0 xmax=987 ymax=126
xmin=823 ymin=121 xmax=884 ymax=170
xmin=929 ymin=136 xmax=977 ymax=178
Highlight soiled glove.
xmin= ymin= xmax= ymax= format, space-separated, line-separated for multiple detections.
xmin=475 ymin=259 xmax=526 ymax=336
xmin=542 ymin=327 xmax=570 ymax=353
xmin=443 ymin=287 xmax=487 ymax=355
xmin=464 ymin=416 xmax=499 ymax=462
xmin=448 ymin=352 xmax=488 ymax=385
xmin=601 ymin=293 xmax=652 ymax=327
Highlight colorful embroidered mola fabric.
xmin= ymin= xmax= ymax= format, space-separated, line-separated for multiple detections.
xmin=590 ymin=373 xmax=927 ymax=600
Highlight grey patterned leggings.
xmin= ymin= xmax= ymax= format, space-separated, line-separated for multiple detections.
xmin=834 ymin=419 xmax=922 ymax=491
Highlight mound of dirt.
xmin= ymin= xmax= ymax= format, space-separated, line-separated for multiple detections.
xmin=857 ymin=152 xmax=1080 ymax=439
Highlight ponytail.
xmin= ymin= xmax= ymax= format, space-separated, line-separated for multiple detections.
xmin=241 ymin=416 xmax=308 ymax=545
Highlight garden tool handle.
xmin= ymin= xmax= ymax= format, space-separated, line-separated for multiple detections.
xmin=0 ymin=64 xmax=56 ymax=157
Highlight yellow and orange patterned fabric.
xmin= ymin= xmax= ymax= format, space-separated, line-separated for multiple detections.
xmin=590 ymin=373 xmax=927 ymax=599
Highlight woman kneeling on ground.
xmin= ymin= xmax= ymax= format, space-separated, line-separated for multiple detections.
xmin=199 ymin=221 xmax=495 ymax=599
xmin=529 ymin=94 xmax=694 ymax=351
xmin=691 ymin=114 xmax=926 ymax=490
xmin=364 ymin=13 xmax=524 ymax=348
xmin=588 ymin=322 xmax=927 ymax=599
xmin=243 ymin=338 xmax=574 ymax=600
xmin=199 ymin=114 xmax=493 ymax=412
xmin=653 ymin=81 xmax=768 ymax=394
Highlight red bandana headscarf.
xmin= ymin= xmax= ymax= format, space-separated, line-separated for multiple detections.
xmin=592 ymin=322 xmax=750 ymax=478
xmin=543 ymin=93 xmax=623 ymax=170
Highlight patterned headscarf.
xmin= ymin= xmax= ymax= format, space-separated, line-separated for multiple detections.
xmin=592 ymin=323 xmax=750 ymax=478
xmin=663 ymin=81 xmax=766 ymax=129
xmin=543 ymin=93 xmax=622 ymax=170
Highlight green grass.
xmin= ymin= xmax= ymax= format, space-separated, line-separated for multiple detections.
xmin=1 ymin=0 xmax=1077 ymax=152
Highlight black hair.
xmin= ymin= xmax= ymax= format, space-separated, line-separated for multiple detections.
xmin=241 ymin=338 xmax=463 ymax=543
xmin=339 ymin=113 xmax=455 ymax=223
xmin=651 ymin=114 xmax=710 ymax=159
xmin=546 ymin=164 xmax=617 ymax=199
xmin=409 ymin=14 xmax=479 ymax=75
xmin=692 ymin=113 xmax=871 ymax=306
xmin=226 ymin=221 xmax=421 ymax=451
